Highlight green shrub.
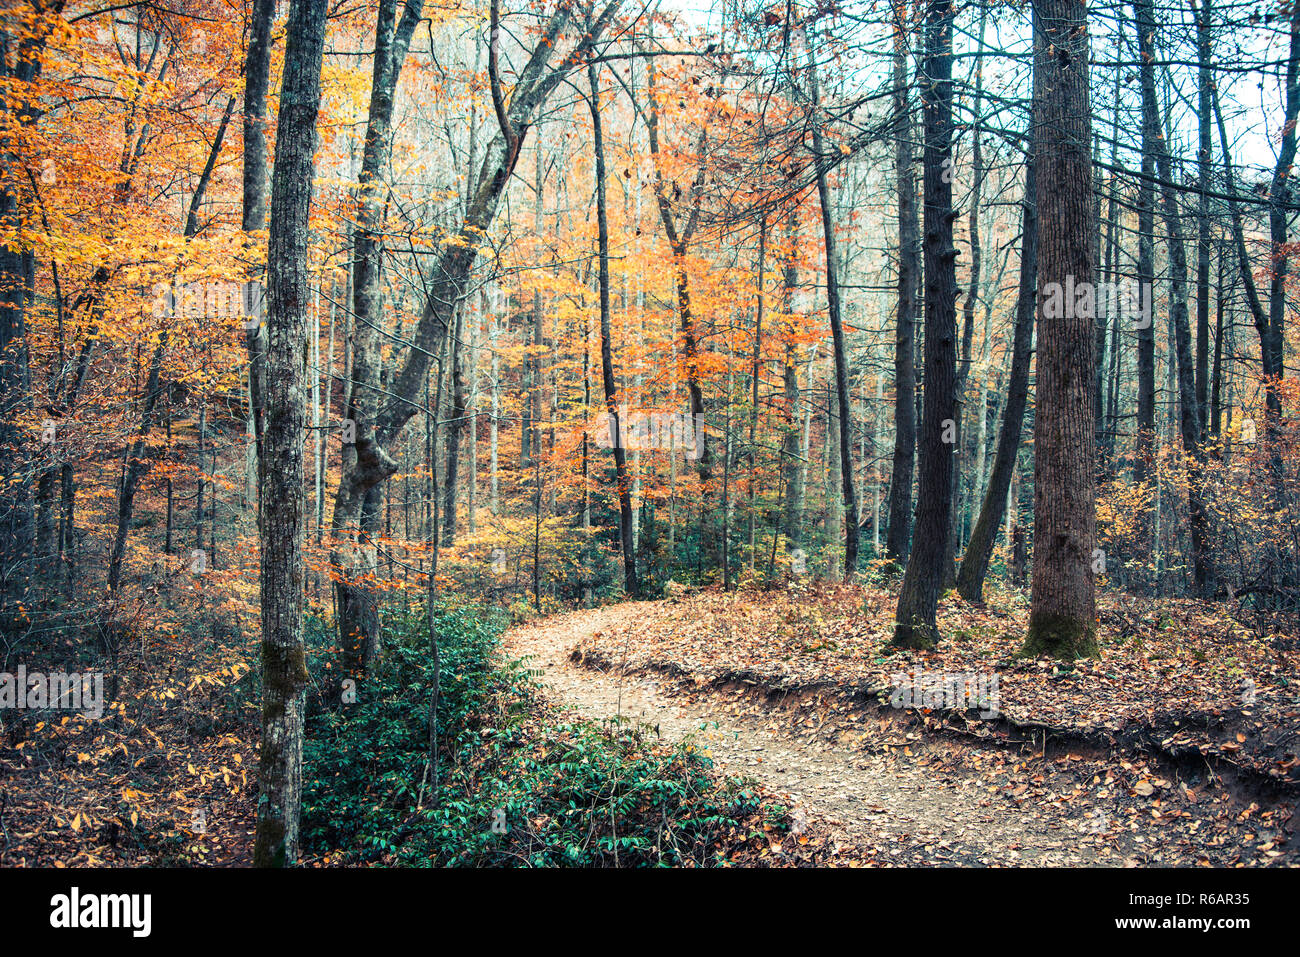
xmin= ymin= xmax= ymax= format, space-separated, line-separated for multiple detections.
xmin=301 ymin=600 xmax=785 ymax=867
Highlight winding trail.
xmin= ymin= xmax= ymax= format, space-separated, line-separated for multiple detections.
xmin=503 ymin=603 xmax=1145 ymax=866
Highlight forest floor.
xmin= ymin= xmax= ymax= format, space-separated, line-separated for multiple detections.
xmin=502 ymin=584 xmax=1300 ymax=866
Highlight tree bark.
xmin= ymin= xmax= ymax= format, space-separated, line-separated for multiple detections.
xmin=807 ymin=38 xmax=859 ymax=580
xmin=589 ymin=58 xmax=638 ymax=598
xmin=332 ymin=0 xmax=424 ymax=673
xmin=885 ymin=4 xmax=918 ymax=567
xmin=242 ymin=0 xmax=276 ymax=475
xmin=956 ymin=134 xmax=1038 ymax=603
xmin=893 ymin=0 xmax=958 ymax=649
xmin=253 ymin=0 xmax=327 ymax=868
xmin=1021 ymin=0 xmax=1098 ymax=659
xmin=1133 ymin=5 xmax=1157 ymax=491
xmin=1137 ymin=0 xmax=1213 ymax=596
xmin=780 ymin=211 xmax=805 ymax=550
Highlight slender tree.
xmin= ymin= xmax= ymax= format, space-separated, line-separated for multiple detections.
xmin=589 ymin=55 xmax=639 ymax=597
xmin=807 ymin=33 xmax=859 ymax=579
xmin=956 ymin=132 xmax=1037 ymax=603
xmin=885 ymin=2 xmax=918 ymax=567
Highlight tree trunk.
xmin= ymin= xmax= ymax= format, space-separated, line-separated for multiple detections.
xmin=780 ymin=211 xmax=805 ymax=549
xmin=589 ymin=59 xmax=638 ymax=597
xmin=330 ymin=0 xmax=618 ymax=657
xmin=242 ymin=0 xmax=276 ymax=476
xmin=1194 ymin=0 xmax=1212 ymax=443
xmin=1021 ymin=0 xmax=1098 ymax=659
xmin=331 ymin=0 xmax=424 ymax=673
xmin=442 ymin=303 xmax=465 ymax=545
xmin=1262 ymin=1 xmax=1300 ymax=463
xmin=253 ymin=0 xmax=327 ymax=868
xmin=808 ymin=40 xmax=859 ymax=580
xmin=956 ymin=135 xmax=1038 ymax=602
xmin=885 ymin=5 xmax=918 ymax=567
xmin=1133 ymin=4 xmax=1157 ymax=490
xmin=945 ymin=4 xmax=986 ymax=586
xmin=1137 ymin=0 xmax=1213 ymax=596
xmin=893 ymin=0 xmax=958 ymax=649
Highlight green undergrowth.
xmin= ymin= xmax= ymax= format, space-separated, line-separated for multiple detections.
xmin=301 ymin=600 xmax=806 ymax=867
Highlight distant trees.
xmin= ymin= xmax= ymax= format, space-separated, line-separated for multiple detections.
xmin=957 ymin=132 xmax=1037 ymax=604
xmin=5 ymin=0 xmax=1300 ymax=759
xmin=330 ymin=0 xmax=624 ymax=668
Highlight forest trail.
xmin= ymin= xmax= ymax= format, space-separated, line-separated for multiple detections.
xmin=504 ymin=602 xmax=1131 ymax=866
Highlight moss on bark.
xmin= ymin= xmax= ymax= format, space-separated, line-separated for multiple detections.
xmin=1019 ymin=611 xmax=1098 ymax=660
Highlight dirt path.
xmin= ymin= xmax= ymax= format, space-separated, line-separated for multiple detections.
xmin=503 ymin=603 xmax=1158 ymax=866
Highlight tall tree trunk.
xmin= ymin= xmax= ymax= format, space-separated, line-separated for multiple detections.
xmin=747 ymin=217 xmax=765 ymax=567
xmin=1193 ymin=0 xmax=1212 ymax=443
xmin=1133 ymin=6 xmax=1157 ymax=490
xmin=957 ymin=135 xmax=1038 ymax=602
xmin=945 ymin=3 xmax=986 ymax=585
xmin=442 ymin=303 xmax=465 ymax=545
xmin=253 ymin=0 xmax=327 ymax=868
xmin=1210 ymin=254 xmax=1225 ymax=443
xmin=1099 ymin=55 xmax=1122 ymax=467
xmin=242 ymin=0 xmax=276 ymax=477
xmin=808 ymin=39 xmax=859 ymax=579
xmin=330 ymin=0 xmax=620 ymax=657
xmin=1262 ymin=1 xmax=1300 ymax=464
xmin=589 ymin=59 xmax=638 ymax=597
xmin=646 ymin=56 xmax=711 ymax=492
xmin=780 ymin=210 xmax=805 ymax=549
xmin=1021 ymin=0 xmax=1098 ymax=658
xmin=2 ymin=3 xmax=66 ymax=605
xmin=885 ymin=4 xmax=918 ymax=566
xmin=332 ymin=0 xmax=423 ymax=673
xmin=894 ymin=0 xmax=957 ymax=648
xmin=1137 ymin=0 xmax=1213 ymax=596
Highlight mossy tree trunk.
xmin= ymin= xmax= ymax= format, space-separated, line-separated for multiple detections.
xmin=253 ymin=0 xmax=327 ymax=868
